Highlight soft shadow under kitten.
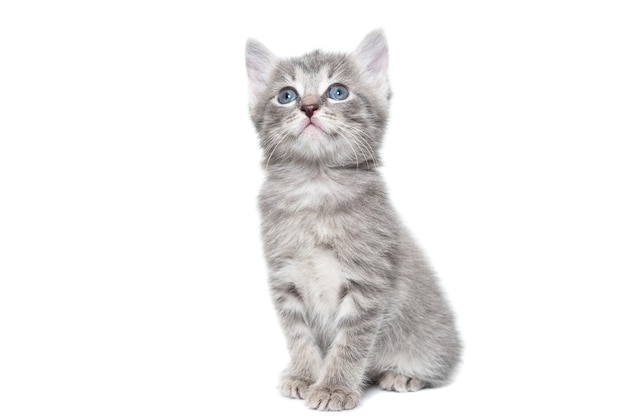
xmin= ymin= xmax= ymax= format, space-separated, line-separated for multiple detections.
xmin=245 ymin=30 xmax=461 ymax=411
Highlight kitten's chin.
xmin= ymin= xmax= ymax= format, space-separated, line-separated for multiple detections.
xmin=289 ymin=128 xmax=334 ymax=164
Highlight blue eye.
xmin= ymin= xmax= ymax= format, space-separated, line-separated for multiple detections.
xmin=277 ymin=88 xmax=298 ymax=104
xmin=327 ymin=84 xmax=349 ymax=101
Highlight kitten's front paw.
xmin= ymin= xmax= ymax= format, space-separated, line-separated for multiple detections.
xmin=280 ymin=375 xmax=313 ymax=400
xmin=305 ymin=385 xmax=359 ymax=411
xmin=377 ymin=372 xmax=424 ymax=392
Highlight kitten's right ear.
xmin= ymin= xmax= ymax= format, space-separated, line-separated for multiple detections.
xmin=245 ymin=39 xmax=276 ymax=108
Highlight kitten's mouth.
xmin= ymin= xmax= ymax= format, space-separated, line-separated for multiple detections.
xmin=303 ymin=119 xmax=323 ymax=133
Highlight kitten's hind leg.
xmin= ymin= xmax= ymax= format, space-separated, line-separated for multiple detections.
xmin=377 ymin=372 xmax=425 ymax=392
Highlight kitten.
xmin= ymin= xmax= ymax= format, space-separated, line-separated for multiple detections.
xmin=245 ymin=30 xmax=461 ymax=411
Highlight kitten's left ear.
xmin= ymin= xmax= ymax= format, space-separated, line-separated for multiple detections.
xmin=245 ymin=38 xmax=276 ymax=108
xmin=353 ymin=29 xmax=389 ymax=88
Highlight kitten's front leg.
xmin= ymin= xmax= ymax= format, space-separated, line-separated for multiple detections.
xmin=270 ymin=280 xmax=323 ymax=399
xmin=306 ymin=280 xmax=382 ymax=411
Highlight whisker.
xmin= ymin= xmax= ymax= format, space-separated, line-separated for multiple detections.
xmin=337 ymin=126 xmax=369 ymax=171
xmin=350 ymin=127 xmax=379 ymax=168
xmin=335 ymin=123 xmax=379 ymax=170
xmin=265 ymin=131 xmax=290 ymax=171
xmin=339 ymin=132 xmax=360 ymax=172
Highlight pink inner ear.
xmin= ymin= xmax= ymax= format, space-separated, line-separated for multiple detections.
xmin=367 ymin=50 xmax=388 ymax=79
xmin=247 ymin=65 xmax=266 ymax=93
xmin=246 ymin=58 xmax=270 ymax=93
xmin=246 ymin=40 xmax=276 ymax=95
xmin=356 ymin=32 xmax=389 ymax=83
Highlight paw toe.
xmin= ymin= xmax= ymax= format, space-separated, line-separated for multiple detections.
xmin=306 ymin=385 xmax=359 ymax=411
xmin=378 ymin=372 xmax=424 ymax=392
xmin=280 ymin=376 xmax=312 ymax=399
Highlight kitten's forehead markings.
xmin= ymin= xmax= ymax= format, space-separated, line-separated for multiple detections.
xmin=317 ymin=70 xmax=332 ymax=97
xmin=291 ymin=65 xmax=334 ymax=99
xmin=327 ymin=58 xmax=347 ymax=80
xmin=274 ymin=70 xmax=304 ymax=101
xmin=291 ymin=67 xmax=314 ymax=99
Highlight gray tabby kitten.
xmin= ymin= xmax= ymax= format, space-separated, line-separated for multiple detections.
xmin=245 ymin=30 xmax=461 ymax=411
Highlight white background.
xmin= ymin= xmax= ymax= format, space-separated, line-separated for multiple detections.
xmin=1 ymin=1 xmax=625 ymax=416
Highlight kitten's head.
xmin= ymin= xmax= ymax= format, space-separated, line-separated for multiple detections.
xmin=246 ymin=30 xmax=391 ymax=169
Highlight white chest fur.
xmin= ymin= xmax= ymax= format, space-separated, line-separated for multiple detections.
xmin=290 ymin=246 xmax=345 ymax=348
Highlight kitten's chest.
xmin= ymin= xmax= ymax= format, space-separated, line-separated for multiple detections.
xmin=292 ymin=246 xmax=345 ymax=325
xmin=261 ymin=176 xmax=352 ymax=335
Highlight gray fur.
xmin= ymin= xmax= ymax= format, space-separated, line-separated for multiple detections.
xmin=246 ymin=30 xmax=461 ymax=411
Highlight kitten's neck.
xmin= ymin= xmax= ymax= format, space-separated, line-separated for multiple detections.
xmin=265 ymin=157 xmax=380 ymax=176
xmin=262 ymin=159 xmax=386 ymax=211
xmin=329 ymin=159 xmax=379 ymax=172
